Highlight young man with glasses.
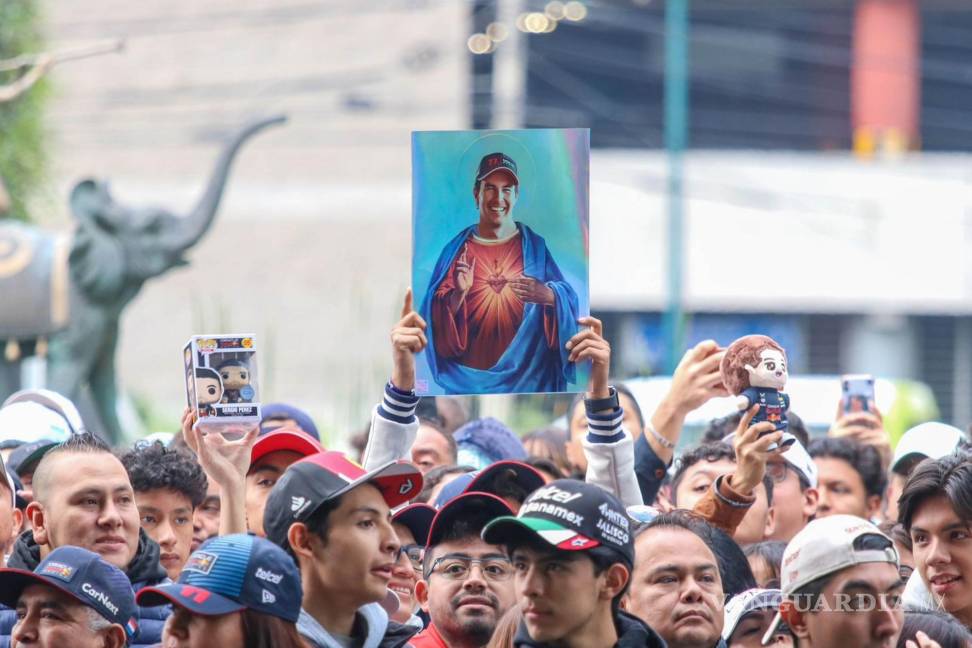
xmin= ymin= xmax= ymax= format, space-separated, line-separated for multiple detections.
xmin=412 ymin=492 xmax=518 ymax=648
xmin=263 ymin=450 xmax=424 ymax=648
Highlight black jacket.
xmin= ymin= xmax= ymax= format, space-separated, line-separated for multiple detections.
xmin=0 ymin=528 xmax=170 ymax=648
xmin=513 ymin=610 xmax=667 ymax=648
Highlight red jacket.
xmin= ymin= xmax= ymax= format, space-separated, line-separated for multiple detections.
xmin=409 ymin=623 xmax=449 ymax=648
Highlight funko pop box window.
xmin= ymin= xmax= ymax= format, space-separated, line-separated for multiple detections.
xmin=184 ymin=334 xmax=261 ymax=429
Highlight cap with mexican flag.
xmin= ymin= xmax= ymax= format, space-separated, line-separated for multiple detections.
xmin=482 ymin=479 xmax=634 ymax=565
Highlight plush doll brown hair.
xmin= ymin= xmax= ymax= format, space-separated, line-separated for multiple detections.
xmin=720 ymin=335 xmax=786 ymax=395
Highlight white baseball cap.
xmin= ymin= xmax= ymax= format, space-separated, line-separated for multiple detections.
xmin=0 ymin=402 xmax=72 ymax=447
xmin=723 ymin=588 xmax=783 ymax=640
xmin=891 ymin=422 xmax=965 ymax=474
xmin=762 ymin=515 xmax=898 ymax=645
xmin=721 ymin=432 xmax=818 ymax=489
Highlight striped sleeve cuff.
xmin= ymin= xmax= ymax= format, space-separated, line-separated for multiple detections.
xmin=377 ymin=381 xmax=419 ymax=424
xmin=586 ymin=406 xmax=626 ymax=444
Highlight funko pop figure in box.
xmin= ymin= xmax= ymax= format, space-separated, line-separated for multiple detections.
xmin=721 ymin=334 xmax=791 ymax=435
xmin=195 ymin=367 xmax=224 ymax=416
xmin=218 ymin=359 xmax=252 ymax=404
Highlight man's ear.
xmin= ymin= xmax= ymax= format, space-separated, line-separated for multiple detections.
xmin=11 ymin=507 xmax=23 ymax=537
xmin=763 ymin=505 xmax=776 ymax=540
xmin=601 ymin=563 xmax=630 ymax=601
xmin=414 ymin=579 xmax=431 ymax=612
xmin=780 ymin=600 xmax=810 ymax=640
xmin=287 ymin=522 xmax=318 ymax=564
xmin=103 ymin=624 xmax=127 ymax=648
xmin=866 ymin=494 xmax=883 ymax=520
xmin=27 ymin=502 xmax=48 ymax=547
xmin=802 ymin=487 xmax=819 ymax=521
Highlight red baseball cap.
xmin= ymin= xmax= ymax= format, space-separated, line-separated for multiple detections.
xmin=250 ymin=427 xmax=321 ymax=467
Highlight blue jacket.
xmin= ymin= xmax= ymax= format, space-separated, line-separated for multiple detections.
xmin=0 ymin=528 xmax=171 ymax=648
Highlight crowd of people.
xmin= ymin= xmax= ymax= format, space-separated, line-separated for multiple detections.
xmin=0 ymin=292 xmax=970 ymax=648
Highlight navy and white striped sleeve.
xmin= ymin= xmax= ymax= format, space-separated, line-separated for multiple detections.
xmin=586 ymin=405 xmax=626 ymax=444
xmin=377 ymin=381 xmax=419 ymax=424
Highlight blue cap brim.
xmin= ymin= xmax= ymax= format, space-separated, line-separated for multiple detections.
xmin=136 ymin=583 xmax=246 ymax=617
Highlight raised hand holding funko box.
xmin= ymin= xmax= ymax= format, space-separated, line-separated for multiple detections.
xmin=184 ymin=334 xmax=260 ymax=428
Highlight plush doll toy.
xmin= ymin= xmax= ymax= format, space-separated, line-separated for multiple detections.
xmin=195 ymin=367 xmax=224 ymax=417
xmin=720 ymin=334 xmax=794 ymax=447
xmin=217 ymin=359 xmax=252 ymax=404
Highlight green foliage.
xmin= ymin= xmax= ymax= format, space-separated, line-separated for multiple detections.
xmin=0 ymin=0 xmax=48 ymax=222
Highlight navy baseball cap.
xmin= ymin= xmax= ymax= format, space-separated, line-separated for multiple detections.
xmin=433 ymin=460 xmax=545 ymax=509
xmin=476 ymin=152 xmax=519 ymax=184
xmin=483 ymin=479 xmax=635 ymax=565
xmin=260 ymin=403 xmax=320 ymax=440
xmin=7 ymin=438 xmax=57 ymax=477
xmin=428 ymin=492 xmax=514 ymax=548
xmin=263 ymin=451 xmax=423 ymax=550
xmin=137 ymin=534 xmax=302 ymax=623
xmin=0 ymin=546 xmax=139 ymax=637
xmin=392 ymin=503 xmax=436 ymax=546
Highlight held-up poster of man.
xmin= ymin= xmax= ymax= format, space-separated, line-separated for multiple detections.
xmin=412 ymin=129 xmax=590 ymax=396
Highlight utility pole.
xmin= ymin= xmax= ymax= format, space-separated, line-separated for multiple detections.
xmin=663 ymin=0 xmax=688 ymax=372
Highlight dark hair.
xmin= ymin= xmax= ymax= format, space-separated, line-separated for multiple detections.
xmin=32 ymin=432 xmax=113 ymax=503
xmin=879 ymin=521 xmax=913 ymax=553
xmin=896 ymin=611 xmax=972 ymax=648
xmin=284 ymin=494 xmax=343 ymax=563
xmin=808 ymin=437 xmax=887 ymax=498
xmin=416 ymin=464 xmax=475 ymax=503
xmin=703 ymin=412 xmax=809 ymax=456
xmin=524 ymin=457 xmax=565 ymax=481
xmin=639 ymin=510 xmax=756 ymax=597
xmin=418 ymin=416 xmax=458 ymax=464
xmin=120 ymin=441 xmax=208 ymax=509
xmin=240 ymin=608 xmax=309 ymax=648
xmin=743 ymin=541 xmax=787 ymax=588
xmin=899 ymin=452 xmax=972 ymax=532
xmin=670 ymin=442 xmax=774 ymax=507
xmin=522 ymin=427 xmax=570 ymax=477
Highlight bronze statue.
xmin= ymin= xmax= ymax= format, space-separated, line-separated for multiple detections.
xmin=0 ymin=114 xmax=287 ymax=441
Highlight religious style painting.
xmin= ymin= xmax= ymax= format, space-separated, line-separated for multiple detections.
xmin=412 ymin=128 xmax=590 ymax=396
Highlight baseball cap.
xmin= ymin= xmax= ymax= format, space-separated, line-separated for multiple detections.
xmin=392 ymin=503 xmax=436 ymax=546
xmin=250 ymin=427 xmax=321 ymax=467
xmin=762 ymin=515 xmax=898 ymax=645
xmin=3 ymin=388 xmax=85 ymax=434
xmin=0 ymin=453 xmax=15 ymax=508
xmin=482 ymin=479 xmax=634 ymax=565
xmin=722 ymin=588 xmax=784 ymax=640
xmin=722 ymin=432 xmax=817 ymax=489
xmin=433 ymin=460 xmax=545 ymax=509
xmin=260 ymin=403 xmax=320 ymax=441
xmin=7 ymin=438 xmax=57 ymax=477
xmin=0 ymin=401 xmax=72 ymax=447
xmin=137 ymin=534 xmax=301 ymax=623
xmin=475 ymin=152 xmax=519 ymax=184
xmin=263 ymin=451 xmax=422 ymax=549
xmin=428 ymin=492 xmax=513 ymax=548
xmin=891 ymin=422 xmax=965 ymax=474
xmin=0 ymin=546 xmax=139 ymax=637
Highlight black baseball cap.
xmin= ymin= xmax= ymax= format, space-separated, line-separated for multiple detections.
xmin=476 ymin=152 xmax=519 ymax=184
xmin=7 ymin=438 xmax=57 ymax=476
xmin=138 ymin=534 xmax=302 ymax=623
xmin=482 ymin=479 xmax=635 ymax=565
xmin=433 ymin=460 xmax=545 ymax=509
xmin=428 ymin=492 xmax=514 ymax=548
xmin=0 ymin=546 xmax=139 ymax=638
xmin=392 ymin=503 xmax=437 ymax=546
xmin=263 ymin=451 xmax=423 ymax=549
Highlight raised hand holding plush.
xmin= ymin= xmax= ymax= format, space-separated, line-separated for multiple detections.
xmin=721 ymin=335 xmax=793 ymax=444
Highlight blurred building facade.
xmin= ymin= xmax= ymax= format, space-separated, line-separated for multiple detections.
xmin=32 ymin=0 xmax=972 ymax=439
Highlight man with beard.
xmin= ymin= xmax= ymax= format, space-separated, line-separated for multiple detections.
xmin=412 ymin=492 xmax=518 ymax=648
